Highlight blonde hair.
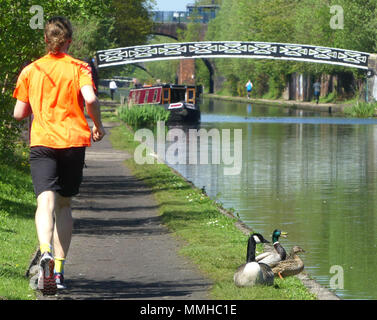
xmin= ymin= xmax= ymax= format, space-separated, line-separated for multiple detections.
xmin=44 ymin=16 xmax=73 ymax=54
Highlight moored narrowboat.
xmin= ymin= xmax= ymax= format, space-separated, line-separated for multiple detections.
xmin=128 ymin=84 xmax=201 ymax=123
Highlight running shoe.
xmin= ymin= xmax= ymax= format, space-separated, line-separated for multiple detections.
xmin=37 ymin=252 xmax=57 ymax=295
xmin=54 ymin=273 xmax=67 ymax=290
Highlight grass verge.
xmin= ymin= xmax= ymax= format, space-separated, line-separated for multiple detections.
xmin=108 ymin=121 xmax=316 ymax=300
xmin=0 ymin=145 xmax=37 ymax=300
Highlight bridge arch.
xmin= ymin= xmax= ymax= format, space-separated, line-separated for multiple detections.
xmin=152 ymin=22 xmax=187 ymax=40
xmin=96 ymin=41 xmax=376 ymax=100
xmin=96 ymin=41 xmax=370 ymax=70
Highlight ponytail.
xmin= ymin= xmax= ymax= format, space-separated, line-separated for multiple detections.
xmin=44 ymin=16 xmax=72 ymax=54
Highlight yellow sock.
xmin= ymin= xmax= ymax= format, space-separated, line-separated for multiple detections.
xmin=40 ymin=243 xmax=52 ymax=254
xmin=54 ymin=257 xmax=65 ymax=274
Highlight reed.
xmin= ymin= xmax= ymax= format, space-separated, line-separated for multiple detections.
xmin=117 ymin=104 xmax=170 ymax=130
xmin=344 ymin=101 xmax=377 ymax=118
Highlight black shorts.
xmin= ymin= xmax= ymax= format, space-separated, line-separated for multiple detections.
xmin=30 ymin=146 xmax=86 ymax=198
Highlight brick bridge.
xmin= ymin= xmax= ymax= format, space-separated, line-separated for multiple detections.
xmin=152 ymin=22 xmax=215 ymax=93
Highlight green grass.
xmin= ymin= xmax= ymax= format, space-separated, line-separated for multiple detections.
xmin=117 ymin=104 xmax=170 ymax=130
xmin=109 ymin=123 xmax=316 ymax=300
xmin=316 ymin=92 xmax=337 ymax=104
xmin=101 ymin=110 xmax=120 ymax=122
xmin=0 ymin=145 xmax=37 ymax=300
xmin=344 ymin=101 xmax=377 ymax=118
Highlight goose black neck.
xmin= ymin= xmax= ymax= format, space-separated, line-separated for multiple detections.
xmin=246 ymin=236 xmax=256 ymax=262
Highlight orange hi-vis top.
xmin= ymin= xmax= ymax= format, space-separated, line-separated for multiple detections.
xmin=13 ymin=53 xmax=95 ymax=148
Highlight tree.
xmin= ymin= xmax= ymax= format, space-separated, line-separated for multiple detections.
xmin=69 ymin=16 xmax=116 ymax=60
xmin=111 ymin=0 xmax=154 ymax=47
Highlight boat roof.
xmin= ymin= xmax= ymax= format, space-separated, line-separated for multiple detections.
xmin=130 ymin=84 xmax=197 ymax=91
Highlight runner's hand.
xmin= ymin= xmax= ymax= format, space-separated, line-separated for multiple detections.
xmin=92 ymin=124 xmax=106 ymax=142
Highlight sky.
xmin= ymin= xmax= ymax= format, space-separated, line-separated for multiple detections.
xmin=153 ymin=0 xmax=193 ymax=11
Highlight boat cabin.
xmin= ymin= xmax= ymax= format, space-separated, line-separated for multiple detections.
xmin=128 ymin=84 xmax=200 ymax=106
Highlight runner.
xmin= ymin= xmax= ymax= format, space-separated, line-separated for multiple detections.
xmin=313 ymin=80 xmax=321 ymax=104
xmin=13 ymin=16 xmax=105 ymax=295
xmin=245 ymin=80 xmax=253 ymax=99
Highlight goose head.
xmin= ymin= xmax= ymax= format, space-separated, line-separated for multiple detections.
xmin=246 ymin=233 xmax=270 ymax=263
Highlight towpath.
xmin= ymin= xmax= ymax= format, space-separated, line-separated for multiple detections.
xmin=39 ymin=121 xmax=211 ymax=300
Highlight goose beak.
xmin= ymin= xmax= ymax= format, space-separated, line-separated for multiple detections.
xmin=262 ymin=239 xmax=270 ymax=244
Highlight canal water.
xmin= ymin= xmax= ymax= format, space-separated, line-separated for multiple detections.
xmin=168 ymin=97 xmax=377 ymax=300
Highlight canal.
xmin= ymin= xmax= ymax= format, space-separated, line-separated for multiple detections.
xmin=168 ymin=97 xmax=377 ymax=300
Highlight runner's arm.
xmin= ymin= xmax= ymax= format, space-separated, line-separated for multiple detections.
xmin=81 ymin=85 xmax=106 ymax=142
xmin=13 ymin=100 xmax=32 ymax=121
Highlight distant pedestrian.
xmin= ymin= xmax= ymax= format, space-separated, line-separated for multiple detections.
xmin=109 ymin=80 xmax=117 ymax=100
xmin=132 ymin=78 xmax=142 ymax=89
xmin=245 ymin=80 xmax=253 ymax=99
xmin=313 ymin=80 xmax=321 ymax=104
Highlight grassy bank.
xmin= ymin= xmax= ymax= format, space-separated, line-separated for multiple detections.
xmin=0 ymin=145 xmax=37 ymax=300
xmin=108 ymin=121 xmax=316 ymax=300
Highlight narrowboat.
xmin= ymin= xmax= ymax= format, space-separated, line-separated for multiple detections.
xmin=127 ymin=84 xmax=201 ymax=123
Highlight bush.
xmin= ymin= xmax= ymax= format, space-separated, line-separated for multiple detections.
xmin=117 ymin=104 xmax=170 ymax=130
xmin=344 ymin=101 xmax=377 ymax=118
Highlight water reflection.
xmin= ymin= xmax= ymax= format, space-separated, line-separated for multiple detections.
xmin=168 ymin=98 xmax=377 ymax=300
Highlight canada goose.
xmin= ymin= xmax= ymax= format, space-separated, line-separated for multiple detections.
xmin=271 ymin=246 xmax=305 ymax=279
xmin=255 ymin=229 xmax=288 ymax=267
xmin=234 ymin=233 xmax=274 ymax=287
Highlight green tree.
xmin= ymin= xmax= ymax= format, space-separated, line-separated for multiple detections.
xmin=111 ymin=0 xmax=154 ymax=47
xmin=69 ymin=16 xmax=116 ymax=60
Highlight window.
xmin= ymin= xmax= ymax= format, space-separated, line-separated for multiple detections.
xmin=187 ymin=88 xmax=195 ymax=103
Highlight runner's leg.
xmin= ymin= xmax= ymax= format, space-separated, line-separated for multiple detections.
xmin=35 ymin=190 xmax=56 ymax=249
xmin=53 ymin=194 xmax=73 ymax=259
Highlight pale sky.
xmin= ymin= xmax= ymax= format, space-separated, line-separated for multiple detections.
xmin=153 ymin=0 xmax=193 ymax=11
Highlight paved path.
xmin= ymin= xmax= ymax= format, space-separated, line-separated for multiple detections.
xmin=41 ymin=122 xmax=211 ymax=300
